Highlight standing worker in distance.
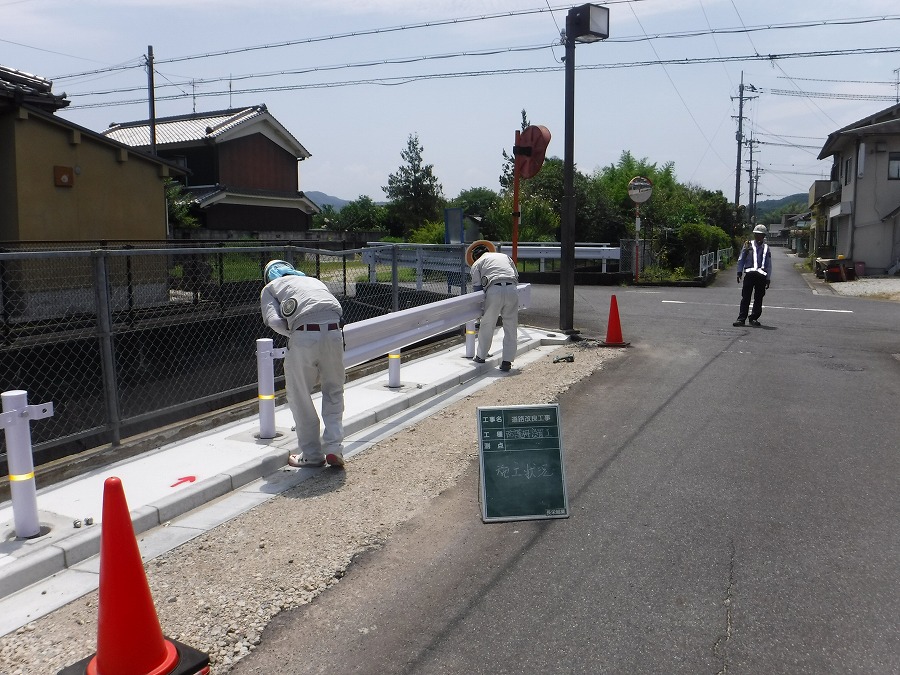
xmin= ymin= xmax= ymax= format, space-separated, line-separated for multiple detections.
xmin=260 ymin=260 xmax=346 ymax=468
xmin=468 ymin=241 xmax=519 ymax=372
xmin=733 ymin=224 xmax=772 ymax=327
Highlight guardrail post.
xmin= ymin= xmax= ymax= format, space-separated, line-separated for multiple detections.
xmin=1 ymin=390 xmax=54 ymax=539
xmin=465 ymin=320 xmax=477 ymax=358
xmin=256 ymin=339 xmax=277 ymax=439
xmin=388 ymin=351 xmax=402 ymax=388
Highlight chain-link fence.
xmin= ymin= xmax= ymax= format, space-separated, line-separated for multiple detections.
xmin=618 ymin=239 xmax=656 ymax=275
xmin=0 ymin=242 xmax=469 ymax=469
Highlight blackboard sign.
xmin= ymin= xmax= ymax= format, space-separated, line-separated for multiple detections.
xmin=477 ymin=404 xmax=569 ymax=522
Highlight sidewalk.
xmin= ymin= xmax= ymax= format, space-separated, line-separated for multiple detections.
xmin=0 ymin=325 xmax=569 ymax=636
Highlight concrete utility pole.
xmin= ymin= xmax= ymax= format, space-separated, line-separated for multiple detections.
xmin=746 ymin=133 xmax=760 ymax=224
xmin=146 ymin=45 xmax=157 ymax=155
xmin=732 ymin=72 xmax=757 ymax=235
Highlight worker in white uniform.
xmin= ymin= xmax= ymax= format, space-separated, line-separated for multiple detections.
xmin=469 ymin=244 xmax=519 ymax=371
xmin=260 ymin=260 xmax=346 ymax=468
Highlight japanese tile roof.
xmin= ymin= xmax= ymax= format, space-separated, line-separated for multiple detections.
xmin=818 ymin=102 xmax=900 ymax=160
xmin=0 ymin=65 xmax=68 ymax=112
xmin=184 ymin=185 xmax=320 ymax=214
xmin=103 ymin=104 xmax=310 ymax=158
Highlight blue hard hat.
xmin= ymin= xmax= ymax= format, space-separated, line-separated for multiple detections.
xmin=264 ymin=259 xmax=305 ymax=282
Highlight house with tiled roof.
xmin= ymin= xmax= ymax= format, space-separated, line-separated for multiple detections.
xmin=103 ymin=105 xmax=320 ymax=237
xmin=0 ymin=64 xmax=183 ymax=243
xmin=815 ymin=103 xmax=900 ymax=275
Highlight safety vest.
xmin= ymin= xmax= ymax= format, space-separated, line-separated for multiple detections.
xmin=743 ymin=242 xmax=769 ymax=276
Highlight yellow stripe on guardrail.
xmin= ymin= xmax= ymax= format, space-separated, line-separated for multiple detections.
xmin=258 ymin=394 xmax=275 ymax=400
xmin=388 ymin=353 xmax=401 ymax=359
xmin=9 ymin=472 xmax=34 ymax=482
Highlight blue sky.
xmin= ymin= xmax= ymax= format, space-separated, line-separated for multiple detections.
xmin=4 ymin=0 xmax=900 ymax=206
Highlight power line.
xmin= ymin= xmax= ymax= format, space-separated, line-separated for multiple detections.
xmin=777 ymin=75 xmax=895 ymax=85
xmin=757 ymin=140 xmax=821 ymax=149
xmin=62 ymin=45 xmax=900 ymax=110
xmin=49 ymin=1 xmax=646 ymax=80
xmin=764 ymin=87 xmax=897 ymax=101
xmin=48 ymin=13 xmax=900 ymax=82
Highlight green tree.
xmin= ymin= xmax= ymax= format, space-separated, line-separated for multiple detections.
xmin=407 ymin=220 xmax=446 ymax=244
xmin=449 ymin=187 xmax=500 ymax=218
xmin=499 ymin=109 xmax=531 ymax=190
xmin=165 ymin=179 xmax=198 ymax=229
xmin=312 ymin=204 xmax=339 ymax=230
xmin=383 ymin=134 xmax=445 ymax=237
xmin=335 ymin=196 xmax=388 ymax=232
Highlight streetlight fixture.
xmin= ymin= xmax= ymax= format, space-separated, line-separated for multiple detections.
xmin=560 ymin=4 xmax=609 ymax=334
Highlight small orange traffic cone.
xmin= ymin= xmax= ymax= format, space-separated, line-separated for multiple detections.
xmin=58 ymin=477 xmax=210 ymax=675
xmin=601 ymin=294 xmax=630 ymax=347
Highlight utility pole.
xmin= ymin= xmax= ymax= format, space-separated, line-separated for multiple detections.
xmin=146 ymin=45 xmax=157 ymax=155
xmin=745 ymin=133 xmax=760 ymax=224
xmin=732 ymin=72 xmax=757 ymax=236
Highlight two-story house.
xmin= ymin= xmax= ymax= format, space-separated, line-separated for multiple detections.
xmin=103 ymin=105 xmax=320 ymax=238
xmin=816 ymin=103 xmax=900 ymax=275
xmin=0 ymin=65 xmax=182 ymax=243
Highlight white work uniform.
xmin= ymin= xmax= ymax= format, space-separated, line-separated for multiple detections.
xmin=470 ymin=252 xmax=519 ymax=363
xmin=260 ymin=275 xmax=345 ymax=462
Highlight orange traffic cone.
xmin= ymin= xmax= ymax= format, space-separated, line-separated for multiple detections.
xmin=58 ymin=477 xmax=210 ymax=675
xmin=601 ymin=294 xmax=630 ymax=347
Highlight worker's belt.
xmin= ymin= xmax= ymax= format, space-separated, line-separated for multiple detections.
xmin=493 ymin=282 xmax=515 ymax=286
xmin=296 ymin=323 xmax=340 ymax=331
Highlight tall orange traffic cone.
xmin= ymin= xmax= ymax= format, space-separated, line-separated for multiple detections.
xmin=601 ymin=294 xmax=630 ymax=347
xmin=58 ymin=477 xmax=210 ymax=675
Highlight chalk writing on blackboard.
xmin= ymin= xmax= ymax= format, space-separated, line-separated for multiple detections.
xmin=477 ymin=404 xmax=569 ymax=522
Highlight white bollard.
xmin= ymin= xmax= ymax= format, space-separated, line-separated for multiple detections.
xmin=256 ymin=339 xmax=277 ymax=439
xmin=388 ymin=351 xmax=402 ymax=388
xmin=465 ymin=320 xmax=477 ymax=359
xmin=2 ymin=390 xmax=53 ymax=539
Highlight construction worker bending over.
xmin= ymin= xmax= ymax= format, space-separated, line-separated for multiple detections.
xmin=260 ymin=260 xmax=346 ymax=469
xmin=469 ymin=243 xmax=519 ymax=372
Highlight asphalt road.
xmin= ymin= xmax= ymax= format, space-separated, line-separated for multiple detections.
xmin=232 ymin=251 xmax=900 ymax=674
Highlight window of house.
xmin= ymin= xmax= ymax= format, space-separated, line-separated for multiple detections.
xmin=844 ymin=157 xmax=852 ymax=185
xmin=889 ymin=152 xmax=900 ymax=180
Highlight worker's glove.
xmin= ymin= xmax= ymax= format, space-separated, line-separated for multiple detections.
xmin=737 ymin=274 xmax=742 ymax=283
xmin=765 ymin=279 xmax=770 ymax=289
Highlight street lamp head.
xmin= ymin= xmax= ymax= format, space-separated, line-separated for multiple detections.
xmin=567 ymin=4 xmax=610 ymax=43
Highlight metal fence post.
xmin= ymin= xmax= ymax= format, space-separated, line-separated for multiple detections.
xmin=1 ymin=390 xmax=54 ymax=539
xmin=256 ymin=338 xmax=277 ymax=439
xmin=93 ymin=251 xmax=121 ymax=446
xmin=391 ymin=245 xmax=399 ymax=312
xmin=460 ymin=245 xmax=468 ymax=296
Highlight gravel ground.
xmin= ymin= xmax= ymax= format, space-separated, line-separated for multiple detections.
xmin=0 ymin=340 xmax=623 ymax=675
xmin=822 ymin=275 xmax=900 ymax=302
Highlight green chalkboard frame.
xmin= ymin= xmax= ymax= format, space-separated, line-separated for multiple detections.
xmin=477 ymin=404 xmax=569 ymax=522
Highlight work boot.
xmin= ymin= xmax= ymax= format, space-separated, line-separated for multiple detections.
xmin=732 ymin=319 xmax=745 ymax=327
xmin=499 ymin=361 xmax=512 ymax=371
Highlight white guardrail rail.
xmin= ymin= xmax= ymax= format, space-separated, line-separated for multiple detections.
xmin=256 ymin=284 xmax=532 ymax=438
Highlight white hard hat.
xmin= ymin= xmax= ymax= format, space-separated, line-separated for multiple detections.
xmin=264 ymin=259 xmax=305 ymax=282
xmin=753 ymin=224 xmax=768 ymax=235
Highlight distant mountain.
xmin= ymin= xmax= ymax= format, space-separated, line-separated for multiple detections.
xmin=755 ymin=193 xmax=807 ymax=219
xmin=305 ymin=191 xmax=350 ymax=211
